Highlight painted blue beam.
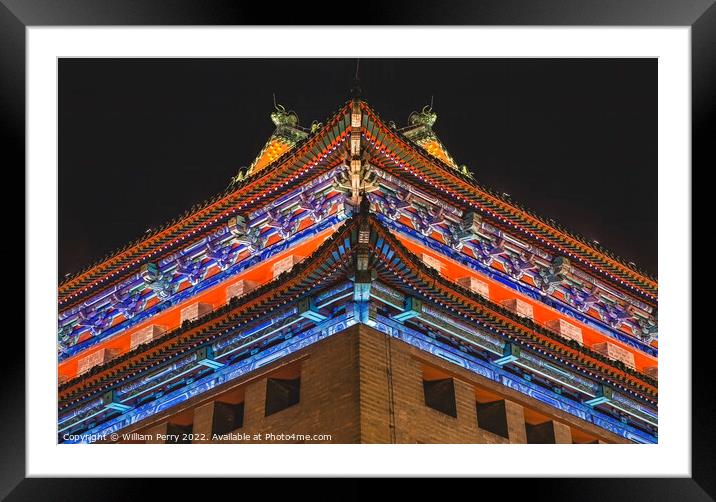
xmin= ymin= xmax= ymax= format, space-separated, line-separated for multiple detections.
xmin=393 ymin=296 xmax=423 ymax=322
xmin=102 ymin=390 xmax=133 ymax=413
xmin=494 ymin=343 xmax=521 ymax=366
xmin=196 ymin=346 xmax=225 ymax=370
xmin=298 ymin=297 xmax=327 ymax=322
xmin=584 ymin=385 xmax=614 ymax=407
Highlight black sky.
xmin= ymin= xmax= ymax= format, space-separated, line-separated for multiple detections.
xmin=58 ymin=58 xmax=657 ymax=279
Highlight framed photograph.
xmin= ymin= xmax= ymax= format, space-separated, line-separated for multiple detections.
xmin=6 ymin=0 xmax=710 ymax=497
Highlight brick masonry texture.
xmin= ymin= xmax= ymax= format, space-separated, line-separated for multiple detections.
xmin=116 ymin=324 xmax=629 ymax=444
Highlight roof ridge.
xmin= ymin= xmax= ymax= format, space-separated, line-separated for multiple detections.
xmin=58 ymin=102 xmax=353 ymax=293
xmin=358 ymin=100 xmax=657 ymax=286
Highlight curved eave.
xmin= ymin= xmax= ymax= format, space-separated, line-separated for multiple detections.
xmin=365 ymin=215 xmax=657 ymax=398
xmin=58 ymin=217 xmax=357 ymax=405
xmin=58 ymin=103 xmax=353 ymax=308
xmin=59 ymin=213 xmax=657 ymax=409
xmin=360 ymin=102 xmax=658 ymax=301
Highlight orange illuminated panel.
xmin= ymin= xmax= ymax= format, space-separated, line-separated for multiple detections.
xmin=546 ymin=318 xmax=584 ymax=345
xmin=592 ymin=342 xmax=636 ymax=369
xmin=418 ymin=139 xmax=457 ymax=168
xmin=58 ymin=226 xmax=337 ymax=381
xmin=421 ymin=253 xmax=444 ymax=273
xmin=394 ymin=234 xmax=657 ymax=372
xmin=77 ymin=348 xmax=119 ymax=375
xmin=457 ymin=276 xmax=489 ymax=298
xmin=643 ymin=366 xmax=658 ymax=379
xmin=501 ymin=298 xmax=534 ymax=320
xmin=250 ymin=138 xmax=293 ymax=175
xmin=180 ymin=302 xmax=213 ymax=324
xmin=130 ymin=324 xmax=166 ymax=350
xmin=273 ymin=255 xmax=304 ymax=278
xmin=226 ymin=280 xmax=258 ymax=301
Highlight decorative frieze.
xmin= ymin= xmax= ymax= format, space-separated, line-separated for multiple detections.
xmin=273 ymin=255 xmax=303 ymax=278
xmin=226 ymin=280 xmax=259 ymax=301
xmin=421 ymin=253 xmax=444 ymax=273
xmin=375 ymin=189 xmax=412 ymax=221
xmin=446 ymin=211 xmax=482 ymax=251
xmin=457 ymin=276 xmax=489 ymax=299
xmin=475 ymin=237 xmax=505 ymax=266
xmin=265 ymin=207 xmax=300 ymax=240
xmin=205 ymin=239 xmax=239 ymax=271
xmin=76 ymin=306 xmax=112 ymax=336
xmin=546 ymin=318 xmax=583 ymax=345
xmin=592 ymin=341 xmax=636 ymax=369
xmin=564 ymin=284 xmax=600 ymax=313
xmin=501 ymin=298 xmax=534 ymax=320
xmin=228 ymin=215 xmax=264 ymax=254
xmin=180 ymin=302 xmax=213 ymax=324
xmin=536 ymin=256 xmax=571 ymax=294
xmin=174 ymin=256 xmax=207 ymax=286
xmin=109 ymin=288 xmax=145 ymax=320
xmin=599 ymin=302 xmax=632 ymax=329
xmin=77 ymin=347 xmax=120 ymax=375
xmin=130 ymin=325 xmax=167 ymax=350
xmin=140 ymin=263 xmax=176 ymax=300
xmin=504 ymin=252 xmax=537 ymax=280
xmin=298 ymin=188 xmax=332 ymax=223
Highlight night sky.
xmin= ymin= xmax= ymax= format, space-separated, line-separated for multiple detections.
xmin=58 ymin=58 xmax=657 ymax=279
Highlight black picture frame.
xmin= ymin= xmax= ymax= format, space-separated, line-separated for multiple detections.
xmin=4 ymin=0 xmax=710 ymax=498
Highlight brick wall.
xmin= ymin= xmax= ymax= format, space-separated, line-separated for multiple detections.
xmin=117 ymin=324 xmax=628 ymax=444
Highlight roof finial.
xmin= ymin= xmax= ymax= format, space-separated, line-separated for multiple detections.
xmin=351 ymin=58 xmax=362 ymax=99
xmin=270 ymin=94 xmax=298 ymax=128
xmin=272 ymin=93 xmax=284 ymax=112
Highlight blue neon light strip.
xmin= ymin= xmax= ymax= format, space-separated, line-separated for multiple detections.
xmin=61 ymin=314 xmax=357 ymax=443
xmin=372 ymin=315 xmax=656 ymax=444
xmin=61 ymin=310 xmax=654 ymax=444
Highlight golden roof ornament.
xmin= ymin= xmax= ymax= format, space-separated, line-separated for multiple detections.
xmin=408 ymin=104 xmax=437 ymax=129
xmin=401 ymin=98 xmax=460 ymax=171
xmin=271 ymin=103 xmax=299 ymax=129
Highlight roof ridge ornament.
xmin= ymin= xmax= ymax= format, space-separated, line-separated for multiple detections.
xmin=402 ymin=98 xmax=465 ymax=173
xmin=350 ymin=58 xmax=362 ymax=98
xmin=333 ymin=99 xmax=379 ymax=207
xmin=271 ymin=93 xmax=300 ymax=130
xmin=236 ymin=95 xmax=309 ymax=181
xmin=408 ymin=102 xmax=437 ymax=129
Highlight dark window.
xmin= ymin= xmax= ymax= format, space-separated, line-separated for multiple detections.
xmin=476 ymin=400 xmax=509 ymax=438
xmin=212 ymin=401 xmax=245 ymax=435
xmin=166 ymin=423 xmax=192 ymax=444
xmin=265 ymin=377 xmax=301 ymax=416
xmin=423 ymin=378 xmax=457 ymax=417
xmin=526 ymin=421 xmax=556 ymax=444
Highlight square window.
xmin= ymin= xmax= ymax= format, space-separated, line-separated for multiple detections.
xmin=526 ymin=421 xmax=557 ymax=444
xmin=476 ymin=400 xmax=509 ymax=439
xmin=423 ymin=378 xmax=457 ymax=418
xmin=212 ymin=401 xmax=245 ymax=435
xmin=265 ymin=377 xmax=300 ymax=416
xmin=166 ymin=423 xmax=192 ymax=444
